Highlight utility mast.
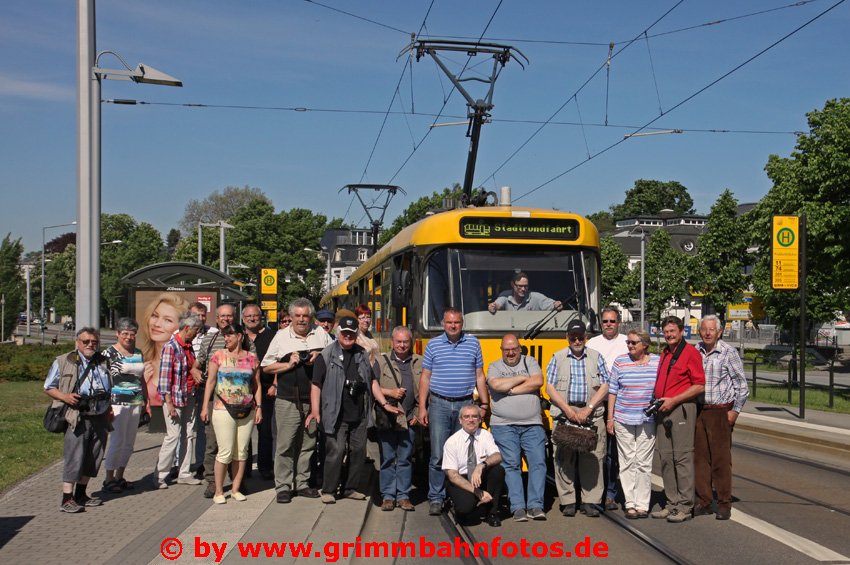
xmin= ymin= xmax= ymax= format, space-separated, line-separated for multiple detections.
xmin=401 ymin=39 xmax=527 ymax=204
xmin=342 ymin=184 xmax=406 ymax=253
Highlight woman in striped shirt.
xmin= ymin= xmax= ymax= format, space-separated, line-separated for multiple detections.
xmin=606 ymin=329 xmax=659 ymax=519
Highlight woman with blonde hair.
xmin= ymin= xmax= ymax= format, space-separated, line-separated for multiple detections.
xmin=138 ymin=292 xmax=191 ymax=410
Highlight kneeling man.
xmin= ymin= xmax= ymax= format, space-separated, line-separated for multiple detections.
xmin=442 ymin=404 xmax=505 ymax=527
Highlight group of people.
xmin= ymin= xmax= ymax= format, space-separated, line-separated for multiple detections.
xmin=45 ymin=294 xmax=747 ymax=525
xmin=419 ymin=306 xmax=748 ymax=527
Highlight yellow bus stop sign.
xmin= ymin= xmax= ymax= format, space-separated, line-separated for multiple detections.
xmin=772 ymin=215 xmax=799 ymax=289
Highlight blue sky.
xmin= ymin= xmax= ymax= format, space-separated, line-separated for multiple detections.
xmin=2 ymin=0 xmax=849 ymax=252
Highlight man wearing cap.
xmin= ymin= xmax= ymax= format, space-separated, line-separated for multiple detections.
xmin=315 ymin=309 xmax=336 ymax=340
xmin=308 ymin=315 xmax=401 ymax=503
xmin=545 ymin=319 xmax=610 ymax=518
xmin=262 ymin=298 xmax=331 ymax=503
xmin=417 ymin=307 xmax=490 ymax=516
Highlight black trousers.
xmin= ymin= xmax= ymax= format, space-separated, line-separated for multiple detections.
xmin=257 ymin=388 xmax=276 ymax=474
xmin=446 ymin=464 xmax=505 ymax=517
xmin=322 ymin=419 xmax=367 ymax=495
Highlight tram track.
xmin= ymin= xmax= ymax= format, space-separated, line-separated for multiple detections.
xmin=733 ymin=442 xmax=850 ymax=518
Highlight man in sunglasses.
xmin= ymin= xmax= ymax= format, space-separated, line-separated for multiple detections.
xmin=44 ymin=328 xmax=112 ymax=513
xmin=587 ymin=307 xmax=629 ymax=512
xmin=545 ymin=319 xmax=609 ymax=519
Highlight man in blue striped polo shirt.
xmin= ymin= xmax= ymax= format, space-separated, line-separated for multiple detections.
xmin=418 ymin=308 xmax=490 ymax=516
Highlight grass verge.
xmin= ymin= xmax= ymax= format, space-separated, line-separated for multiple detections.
xmin=0 ymin=381 xmax=64 ymax=493
xmin=751 ymin=384 xmax=850 ymax=414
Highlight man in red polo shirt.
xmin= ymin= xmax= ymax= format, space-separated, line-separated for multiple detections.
xmin=651 ymin=316 xmax=705 ymax=523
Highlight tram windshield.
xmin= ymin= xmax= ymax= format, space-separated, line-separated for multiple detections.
xmin=424 ymin=247 xmax=600 ymax=333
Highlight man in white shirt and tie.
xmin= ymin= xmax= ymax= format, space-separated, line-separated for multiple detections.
xmin=441 ymin=404 xmax=505 ymax=527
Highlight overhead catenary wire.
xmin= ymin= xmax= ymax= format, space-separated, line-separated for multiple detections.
xmin=420 ymin=0 xmax=822 ymax=47
xmin=512 ymin=0 xmax=846 ymax=203
xmin=302 ymin=0 xmax=411 ymax=36
xmin=101 ymin=99 xmax=803 ymax=136
xmin=382 ymin=0 xmax=505 ymax=186
xmin=481 ymin=0 xmax=686 ymax=187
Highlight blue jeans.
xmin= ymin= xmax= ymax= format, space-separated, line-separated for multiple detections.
xmin=378 ymin=427 xmax=416 ymax=501
xmin=427 ymin=395 xmax=472 ymax=503
xmin=490 ymin=424 xmax=547 ymax=512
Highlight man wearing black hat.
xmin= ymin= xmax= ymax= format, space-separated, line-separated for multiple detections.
xmin=307 ymin=316 xmax=402 ymax=503
xmin=545 ymin=319 xmax=610 ymax=518
xmin=315 ymin=309 xmax=336 ymax=339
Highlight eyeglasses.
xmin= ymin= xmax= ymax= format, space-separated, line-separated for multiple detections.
xmin=279 ymin=319 xmax=291 ymax=324
xmin=602 ymin=319 xmax=618 ymax=324
xmin=625 ymin=340 xmax=641 ymax=345
xmin=78 ymin=339 xmax=98 ymax=345
xmin=568 ymin=334 xmax=585 ymax=342
xmin=243 ymin=314 xmax=260 ymax=319
xmin=461 ymin=414 xmax=481 ymax=420
xmin=118 ymin=331 xmax=136 ymax=337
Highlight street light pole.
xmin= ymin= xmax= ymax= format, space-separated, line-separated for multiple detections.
xmin=1 ymin=294 xmax=5 ymax=343
xmin=77 ymin=0 xmax=182 ymax=329
xmin=199 ymin=221 xmax=234 ymax=271
xmin=304 ymin=247 xmax=331 ymax=292
xmin=640 ymin=230 xmax=646 ymax=331
xmin=23 ymin=265 xmax=34 ymax=337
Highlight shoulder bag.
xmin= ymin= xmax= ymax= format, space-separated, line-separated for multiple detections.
xmin=43 ymin=356 xmax=96 ymax=433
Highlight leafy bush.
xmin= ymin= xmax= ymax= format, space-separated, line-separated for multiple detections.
xmin=0 ymin=343 xmax=72 ymax=382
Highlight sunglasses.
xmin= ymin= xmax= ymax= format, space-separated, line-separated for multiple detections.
xmin=568 ymin=334 xmax=586 ymax=342
xmin=78 ymin=339 xmax=98 ymax=345
xmin=625 ymin=339 xmax=642 ymax=345
xmin=602 ymin=319 xmax=618 ymax=324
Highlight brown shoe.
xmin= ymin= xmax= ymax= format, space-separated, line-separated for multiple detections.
xmin=716 ymin=507 xmax=732 ymax=520
xmin=693 ymin=504 xmax=714 ymax=517
xmin=397 ymin=499 xmax=415 ymax=511
xmin=381 ymin=500 xmax=395 ymax=511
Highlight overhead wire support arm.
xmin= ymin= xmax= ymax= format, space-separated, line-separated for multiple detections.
xmin=399 ymin=39 xmax=528 ymax=203
xmin=340 ymin=184 xmax=407 ymax=253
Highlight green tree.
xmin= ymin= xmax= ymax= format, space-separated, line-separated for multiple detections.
xmin=693 ymin=189 xmax=747 ymax=317
xmin=643 ymin=229 xmax=691 ymax=324
xmin=599 ymin=236 xmax=637 ymax=306
xmin=588 ymin=211 xmax=615 ymax=236
xmin=748 ymin=98 xmax=850 ymax=329
xmin=611 ymin=179 xmax=695 ymax=219
xmin=166 ymin=228 xmax=181 ymax=258
xmin=379 ymin=184 xmax=463 ymax=245
xmin=179 ymin=185 xmax=271 ymax=235
xmin=0 ymin=234 xmax=25 ymax=334
xmin=100 ymin=214 xmax=165 ymax=325
xmin=45 ymin=244 xmax=75 ymax=319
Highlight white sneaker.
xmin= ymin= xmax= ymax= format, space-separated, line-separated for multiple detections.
xmin=176 ymin=477 xmax=202 ymax=485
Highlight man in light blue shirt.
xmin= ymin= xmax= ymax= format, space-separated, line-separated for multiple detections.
xmin=418 ymin=308 xmax=489 ymax=516
xmin=44 ymin=327 xmax=112 ymax=514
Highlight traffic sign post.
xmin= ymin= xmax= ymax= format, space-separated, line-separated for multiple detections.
xmin=771 ymin=214 xmax=806 ymax=419
xmin=259 ymin=268 xmax=278 ymax=323
xmin=772 ymin=215 xmax=799 ymax=290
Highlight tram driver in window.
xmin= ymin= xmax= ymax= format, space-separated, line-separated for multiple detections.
xmin=488 ymin=272 xmax=562 ymax=313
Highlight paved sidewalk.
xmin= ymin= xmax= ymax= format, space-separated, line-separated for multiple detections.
xmin=2 ymin=401 xmax=849 ymax=564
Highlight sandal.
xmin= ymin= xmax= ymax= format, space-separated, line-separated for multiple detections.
xmin=103 ymin=479 xmax=123 ymax=493
xmin=624 ymin=508 xmax=639 ymax=520
xmin=636 ymin=510 xmax=649 ymax=519
xmin=118 ymin=478 xmax=134 ymax=490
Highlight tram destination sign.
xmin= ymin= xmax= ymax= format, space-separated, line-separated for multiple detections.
xmin=460 ymin=217 xmax=579 ymax=241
